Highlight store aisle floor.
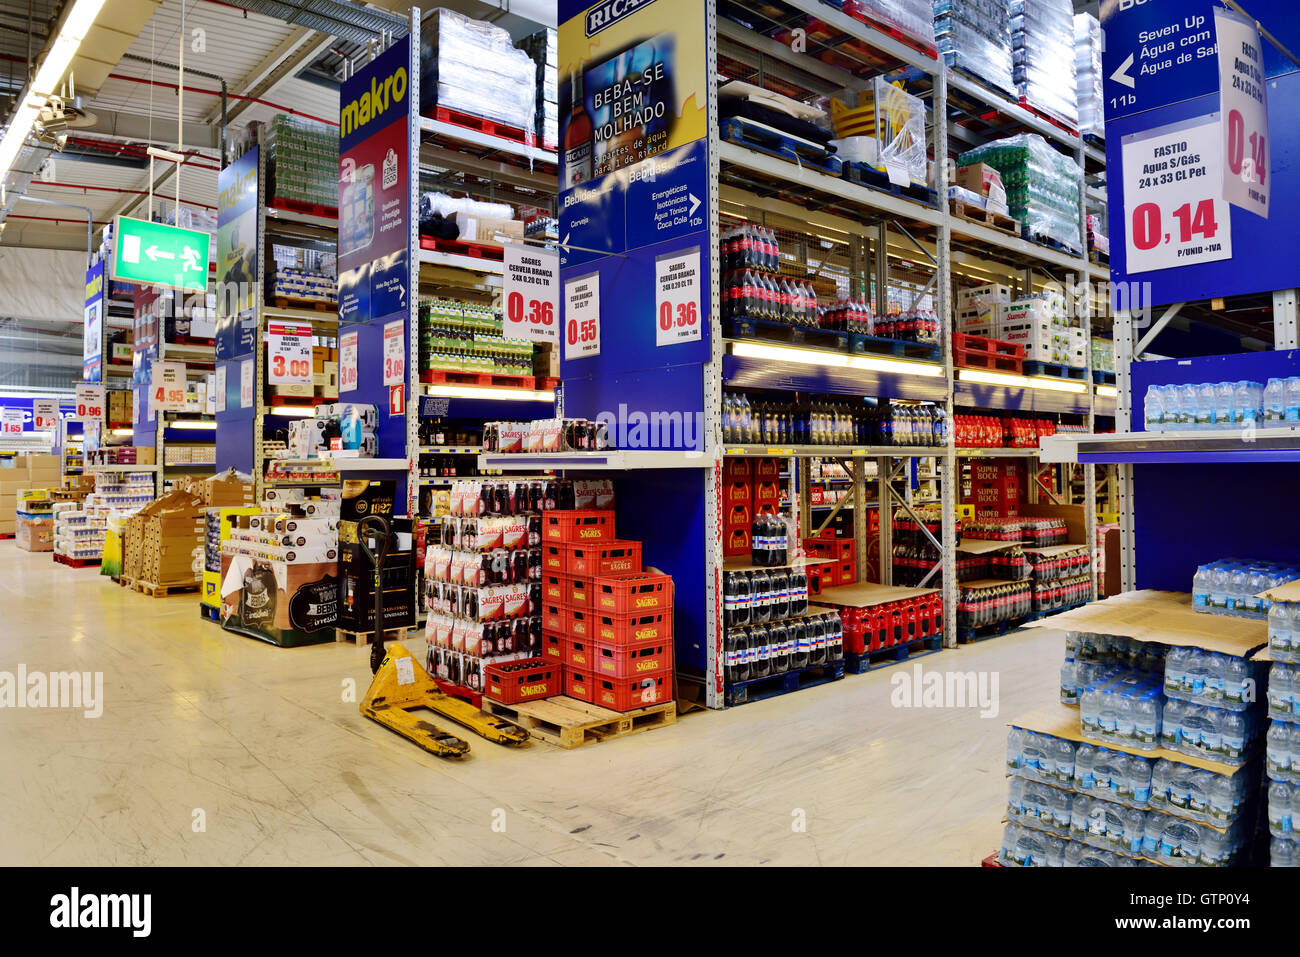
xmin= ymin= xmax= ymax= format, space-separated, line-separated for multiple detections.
xmin=0 ymin=543 xmax=1066 ymax=866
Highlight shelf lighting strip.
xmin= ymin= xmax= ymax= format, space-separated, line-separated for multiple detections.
xmin=729 ymin=340 xmax=944 ymax=378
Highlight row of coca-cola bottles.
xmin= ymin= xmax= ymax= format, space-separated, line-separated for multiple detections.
xmin=891 ymin=544 xmax=1030 ymax=586
xmin=873 ymin=309 xmax=940 ymax=345
xmin=723 ymin=612 xmax=844 ymax=685
xmin=721 ymin=223 xmax=782 ymax=272
xmin=1033 ymin=574 xmax=1091 ymax=611
xmin=1028 ymin=547 xmax=1090 ymax=582
xmin=891 ymin=507 xmax=956 ymax=546
xmin=721 ymin=270 xmax=824 ymax=328
xmin=957 ymin=581 xmax=1034 ymax=629
xmin=953 ymin=414 xmax=1055 ymax=448
xmin=963 ymin=517 xmax=1069 ymax=547
xmin=722 ymin=567 xmax=810 ymax=628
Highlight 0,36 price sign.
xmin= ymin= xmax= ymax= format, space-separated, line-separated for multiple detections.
xmin=502 ymin=244 xmax=559 ymax=344
xmin=382 ymin=319 xmax=405 ymax=386
xmin=1121 ymin=116 xmax=1233 ymax=275
xmin=266 ymin=321 xmax=314 ymax=386
xmin=563 ymin=271 xmax=601 ymax=360
xmin=73 ymin=384 xmax=105 ymax=423
xmin=655 ymin=246 xmax=702 ymax=348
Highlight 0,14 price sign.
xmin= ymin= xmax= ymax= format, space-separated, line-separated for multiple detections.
xmin=655 ymin=246 xmax=702 ymax=348
xmin=502 ymin=244 xmax=559 ymax=344
xmin=1121 ymin=116 xmax=1233 ymax=275
xmin=564 ymin=272 xmax=601 ymax=361
xmin=267 ymin=321 xmax=314 ymax=386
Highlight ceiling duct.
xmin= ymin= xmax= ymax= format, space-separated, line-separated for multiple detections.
xmin=218 ymin=0 xmax=408 ymax=45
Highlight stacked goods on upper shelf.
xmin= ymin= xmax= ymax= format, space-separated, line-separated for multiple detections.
xmin=424 ymin=478 xmax=547 ymax=696
xmin=933 ymin=0 xmax=1014 ymax=97
xmin=270 ymin=245 xmax=337 ymax=309
xmin=419 ymin=299 xmax=533 ymax=379
xmin=996 ymin=290 xmax=1085 ymax=369
xmin=827 ymin=78 xmax=929 ymax=187
xmin=482 ymin=417 xmax=609 ymax=453
xmin=516 ymin=27 xmax=557 ymax=150
xmin=721 ymin=394 xmax=949 ymax=448
xmin=219 ymin=486 xmax=342 ymax=646
xmin=1085 ymin=213 xmax=1109 ymax=262
xmin=1091 ymin=336 xmax=1114 ymax=379
xmin=958 ymin=135 xmax=1083 ymax=253
xmin=419 ymin=193 xmax=523 ymax=248
xmin=15 ymin=488 xmax=54 ymax=552
xmin=953 ymin=413 xmax=1055 ymax=448
xmin=283 ymin=403 xmax=378 ymax=460
xmin=1074 ymin=13 xmax=1104 ymax=139
xmin=840 ymin=0 xmax=935 ymax=53
xmin=420 ymin=8 xmax=537 ymax=137
xmin=266 ymin=115 xmax=339 ymax=211
xmin=1009 ymin=0 xmax=1078 ymax=129
xmin=964 ymin=516 xmax=1068 ymax=546
xmin=953 ymin=282 xmax=1008 ymax=337
xmin=87 ymin=446 xmax=155 ymax=466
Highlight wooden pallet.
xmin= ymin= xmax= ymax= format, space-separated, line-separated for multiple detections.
xmin=844 ymin=634 xmax=943 ymax=674
xmin=433 ymin=676 xmax=483 ymax=710
xmin=1017 ymin=97 xmax=1080 ymax=138
xmin=1020 ymin=225 xmax=1083 ymax=257
xmin=1091 ymin=369 xmax=1116 ymax=385
xmin=271 ymin=296 xmax=334 ymax=312
xmin=133 ymin=579 xmax=200 ymax=598
xmin=841 ymin=4 xmax=938 ymax=60
xmin=725 ymin=659 xmax=846 ymax=707
xmin=481 ymin=694 xmax=676 ymax=749
xmin=118 ymin=575 xmax=134 ymax=588
xmin=1088 ymin=248 xmax=1110 ymax=267
xmin=418 ymin=235 xmax=507 ymax=261
xmin=842 ymin=161 xmax=938 ymax=207
xmin=949 ymin=198 xmax=1018 ymax=236
xmin=953 ymin=331 xmax=1024 ymax=374
xmin=335 ymin=626 xmax=409 ymax=646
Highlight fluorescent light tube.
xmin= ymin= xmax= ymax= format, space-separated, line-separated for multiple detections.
xmin=1026 ymin=376 xmax=1087 ymax=395
xmin=1096 ymin=385 xmax=1118 ymax=398
xmin=168 ymin=420 xmax=217 ymax=430
xmin=267 ymin=406 xmax=320 ymax=417
xmin=958 ymin=369 xmax=1029 ymax=388
xmin=421 ymin=384 xmax=556 ymax=402
xmin=732 ymin=341 xmax=942 ymax=377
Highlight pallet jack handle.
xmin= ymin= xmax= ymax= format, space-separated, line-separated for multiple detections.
xmin=357 ymin=514 xmax=391 ymax=675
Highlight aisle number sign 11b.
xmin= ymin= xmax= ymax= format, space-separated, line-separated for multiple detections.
xmin=655 ymin=246 xmax=702 ymax=348
xmin=1120 ymin=115 xmax=1233 ymax=274
xmin=502 ymin=244 xmax=559 ymax=344
xmin=111 ymin=216 xmax=211 ymax=293
xmin=267 ymin=321 xmax=314 ymax=386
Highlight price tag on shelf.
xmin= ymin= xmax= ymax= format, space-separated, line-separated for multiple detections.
xmin=502 ymin=244 xmax=559 ymax=344
xmin=240 ymin=358 xmax=253 ymax=409
xmin=74 ymin=384 xmax=105 ymax=424
xmin=266 ymin=321 xmax=314 ymax=386
xmin=563 ymin=271 xmax=601 ymax=361
xmin=654 ymin=246 xmax=702 ymax=348
xmin=1120 ymin=116 xmax=1232 ymax=274
xmin=33 ymin=400 xmax=58 ymax=431
xmin=339 ymin=330 xmax=359 ymax=394
xmin=0 ymin=408 xmax=23 ymax=434
xmin=1216 ymin=7 xmax=1270 ymax=218
xmin=382 ymin=319 xmax=405 ymax=387
xmin=150 ymin=360 xmax=188 ymax=412
xmin=214 ymin=364 xmax=226 ymax=413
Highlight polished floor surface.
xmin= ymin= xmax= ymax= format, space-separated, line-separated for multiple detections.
xmin=0 ymin=542 xmax=1067 ymax=866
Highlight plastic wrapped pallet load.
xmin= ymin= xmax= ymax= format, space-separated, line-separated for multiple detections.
xmin=1073 ymin=12 xmax=1104 ymax=138
xmin=1009 ymin=0 xmax=1078 ymax=129
xmin=933 ymin=0 xmax=1015 ymax=98
xmin=958 ymin=133 xmax=1083 ymax=254
xmin=420 ymin=8 xmax=537 ymax=135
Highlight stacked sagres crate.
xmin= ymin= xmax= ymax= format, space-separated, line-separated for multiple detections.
xmin=537 ymin=491 xmax=675 ymax=713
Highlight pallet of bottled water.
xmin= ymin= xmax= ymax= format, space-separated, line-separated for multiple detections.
xmin=1267 ymin=662 xmax=1300 ymax=865
xmin=1192 ymin=559 xmax=1299 ymax=617
xmin=1060 ymin=632 xmax=1165 ymax=704
xmin=1004 ymin=728 xmax=1255 ymax=866
xmin=1268 ymin=601 xmax=1300 ymax=662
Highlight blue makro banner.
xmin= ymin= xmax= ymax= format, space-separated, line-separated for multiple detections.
xmin=83 ymin=262 xmax=104 ymax=383
xmin=215 ymin=145 xmax=259 ymax=361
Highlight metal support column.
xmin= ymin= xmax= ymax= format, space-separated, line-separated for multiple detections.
xmin=853 ymin=459 xmax=868 ymax=581
xmin=934 ymin=65 xmax=957 ymax=647
xmin=1274 ymin=289 xmax=1299 ymax=349
xmin=1114 ymin=307 xmax=1137 ymax=592
xmin=1076 ymin=138 xmax=1097 ymax=600
xmin=876 ymin=455 xmax=893 ymax=585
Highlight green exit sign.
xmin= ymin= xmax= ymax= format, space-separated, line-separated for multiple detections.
xmin=111 ymin=216 xmax=211 ymax=292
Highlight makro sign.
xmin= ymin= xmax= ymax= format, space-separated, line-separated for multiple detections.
xmin=340 ymin=40 xmax=409 ymax=151
xmin=584 ymin=0 xmax=657 ymax=36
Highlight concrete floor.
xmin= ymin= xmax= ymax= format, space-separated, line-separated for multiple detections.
xmin=0 ymin=542 xmax=1068 ymax=866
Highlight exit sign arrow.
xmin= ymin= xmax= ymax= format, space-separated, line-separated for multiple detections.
xmin=146 ymin=245 xmax=175 ymax=261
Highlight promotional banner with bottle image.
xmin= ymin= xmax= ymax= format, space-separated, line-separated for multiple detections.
xmin=83 ymin=263 xmax=104 ymax=384
xmin=557 ymin=0 xmax=713 ymax=434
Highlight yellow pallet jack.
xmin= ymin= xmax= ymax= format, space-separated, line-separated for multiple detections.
xmin=357 ymin=516 xmax=530 ymax=758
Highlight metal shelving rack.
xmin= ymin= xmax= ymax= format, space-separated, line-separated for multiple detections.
xmin=710 ymin=1 xmax=1110 ymax=672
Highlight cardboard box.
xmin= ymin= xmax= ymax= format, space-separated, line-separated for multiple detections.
xmin=219 ymin=553 xmax=338 ymax=647
xmin=16 ymin=516 xmax=53 ymax=551
xmin=449 ymin=212 xmax=525 ymax=247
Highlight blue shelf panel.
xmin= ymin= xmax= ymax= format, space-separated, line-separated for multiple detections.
xmin=722 ymin=353 xmax=948 ymax=403
xmin=953 ymin=380 xmax=1091 ymax=415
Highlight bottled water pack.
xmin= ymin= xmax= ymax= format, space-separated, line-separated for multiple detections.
xmin=1265 ymin=719 xmax=1300 ymax=783
xmin=1192 ymin=558 xmax=1298 ymax=618
xmin=1164 ymin=645 xmax=1265 ymax=711
xmin=1142 ymin=379 xmax=1298 ymax=432
xmin=1268 ymin=663 xmax=1300 ymax=721
xmin=1160 ymin=698 xmax=1259 ymax=765
xmin=1269 ymin=601 xmax=1300 ymax=663
xmin=1079 ymin=672 xmax=1165 ymax=751
xmin=1000 ymin=824 xmax=1149 ymax=867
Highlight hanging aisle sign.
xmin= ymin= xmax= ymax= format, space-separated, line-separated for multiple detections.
xmin=0 ymin=408 xmax=23 ymax=434
xmin=33 ymin=400 xmax=58 ymax=431
xmin=382 ymin=319 xmax=405 ymax=386
xmin=112 ymin=216 xmax=211 ymax=293
xmin=564 ymin=272 xmax=601 ymax=360
xmin=502 ymin=244 xmax=560 ymax=344
xmin=215 ymin=145 xmax=259 ymax=361
xmin=1215 ymin=7 xmax=1270 ymax=218
xmin=266 ymin=321 xmax=314 ymax=385
xmin=654 ymin=246 xmax=701 ymax=347
xmin=151 ymin=361 xmax=188 ymax=412
xmin=83 ymin=263 xmax=104 ymax=383
xmin=73 ymin=384 xmax=105 ymax=423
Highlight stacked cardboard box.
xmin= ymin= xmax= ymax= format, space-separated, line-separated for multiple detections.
xmin=172 ymin=471 xmax=254 ymax=510
xmin=137 ymin=491 xmax=205 ymax=587
xmin=996 ymin=292 xmax=1085 ymax=368
xmin=0 ymin=455 xmax=61 ymax=536
xmin=955 ymin=282 xmax=1012 ymax=337
xmin=16 ymin=487 xmax=54 ymax=552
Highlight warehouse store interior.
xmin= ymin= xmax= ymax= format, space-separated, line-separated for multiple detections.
xmin=0 ymin=0 xmax=1296 ymax=901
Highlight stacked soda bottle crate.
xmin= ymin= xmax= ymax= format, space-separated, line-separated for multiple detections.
xmin=1003 ymin=623 xmax=1270 ymax=867
xmin=533 ymin=485 xmax=676 ymax=713
xmin=1265 ymin=579 xmax=1300 ymax=865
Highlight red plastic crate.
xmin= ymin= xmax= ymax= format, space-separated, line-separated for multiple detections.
xmin=483 ymin=657 xmax=560 ymax=704
xmin=592 ymin=609 xmax=672 ymax=645
xmin=564 ymin=666 xmax=594 ymax=702
xmin=541 ymin=630 xmax=564 ymax=663
xmin=562 ymin=540 xmax=641 ymax=577
xmin=804 ymin=537 xmax=855 ymax=561
xmin=543 ymin=509 xmax=614 ymax=543
xmin=542 ymin=572 xmax=566 ymax=605
xmin=593 ymin=572 xmax=673 ymax=615
xmin=542 ymin=601 xmax=566 ymax=633
xmin=593 ymin=673 xmax=670 ymax=712
xmin=566 ymin=605 xmax=595 ymax=640
xmin=542 ymin=543 xmax=566 ymax=573
xmin=591 ymin=636 xmax=672 ymax=679
xmin=567 ymin=573 xmax=594 ymax=609
xmin=564 ymin=636 xmax=595 ymax=671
